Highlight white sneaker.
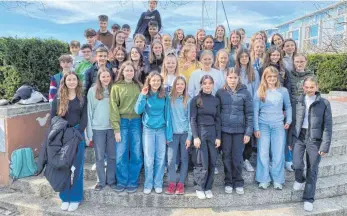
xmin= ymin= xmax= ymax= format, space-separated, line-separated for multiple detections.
xmin=196 ymin=190 xmax=206 ymax=199
xmin=274 ymin=182 xmax=283 ymax=190
xmin=259 ymin=182 xmax=270 ymax=189
xmin=304 ymin=201 xmax=313 ymax=212
xmin=61 ymin=202 xmax=69 ymax=211
xmin=214 ymin=167 xmax=219 ymax=174
xmin=91 ymin=163 xmax=96 ymax=171
xmin=67 ymin=202 xmax=79 ymax=212
xmin=285 ymin=162 xmax=294 ymax=172
xmin=243 ymin=160 xmax=255 ymax=172
xmin=104 ymin=160 xmax=107 ymax=167
xmin=293 ymin=181 xmax=305 ymax=191
xmin=205 ymin=190 xmax=213 ymax=199
xmin=235 ymin=187 xmax=244 ymax=195
xmin=155 ymin=188 xmax=163 ymax=194
xmin=143 ymin=188 xmax=152 ymax=194
xmin=225 ymin=186 xmax=233 ymax=194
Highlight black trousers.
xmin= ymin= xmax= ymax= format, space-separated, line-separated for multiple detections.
xmin=243 ymin=135 xmax=254 ymax=160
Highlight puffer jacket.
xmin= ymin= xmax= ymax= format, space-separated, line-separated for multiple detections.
xmin=36 ymin=116 xmax=83 ymax=192
xmin=216 ymin=84 xmax=253 ymax=136
xmin=293 ymin=92 xmax=333 ymax=153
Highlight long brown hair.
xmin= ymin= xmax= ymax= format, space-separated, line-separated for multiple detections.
xmin=57 ymin=72 xmax=83 ymax=116
xmin=149 ymin=40 xmax=164 ymax=64
xmin=228 ymin=30 xmax=242 ymax=52
xmin=263 ymin=46 xmax=286 ymax=79
xmin=144 ymin=71 xmax=166 ymax=98
xmin=223 ymin=67 xmax=242 ymax=90
xmin=170 ymin=76 xmax=189 ymax=108
xmin=116 ymin=61 xmax=143 ymax=88
xmin=257 ymin=66 xmax=281 ymax=102
xmin=111 ymin=30 xmax=126 ymax=50
xmin=95 ymin=68 xmax=113 ymax=100
xmin=173 ymin=29 xmax=185 ymax=49
xmin=196 ymin=75 xmax=214 ymax=108
xmin=234 ymin=48 xmax=255 ymax=83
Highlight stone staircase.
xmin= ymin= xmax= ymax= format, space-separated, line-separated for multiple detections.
xmin=1 ymin=101 xmax=347 ymax=215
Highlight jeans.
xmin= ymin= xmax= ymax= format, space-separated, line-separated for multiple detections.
xmin=93 ymin=129 xmax=116 ymax=186
xmin=167 ymin=133 xmax=189 ymax=184
xmin=143 ymin=127 xmax=166 ymax=189
xmin=59 ymin=138 xmax=85 ymax=202
xmin=293 ymin=129 xmax=321 ymax=203
xmin=116 ymin=118 xmax=143 ymax=188
xmin=256 ymin=123 xmax=286 ymax=184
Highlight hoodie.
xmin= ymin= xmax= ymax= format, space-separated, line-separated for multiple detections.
xmin=134 ymin=9 xmax=162 ymax=37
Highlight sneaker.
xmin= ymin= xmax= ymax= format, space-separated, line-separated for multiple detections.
xmin=196 ymin=190 xmax=206 ymax=199
xmin=67 ymin=202 xmax=79 ymax=212
xmin=94 ymin=184 xmax=103 ymax=191
xmin=205 ymin=190 xmax=213 ymax=199
xmin=235 ymin=187 xmax=245 ymax=195
xmin=61 ymin=202 xmax=69 ymax=211
xmin=293 ymin=181 xmax=305 ymax=191
xmin=304 ymin=201 xmax=313 ymax=212
xmin=126 ymin=186 xmax=138 ymax=193
xmin=214 ymin=167 xmax=219 ymax=174
xmin=143 ymin=188 xmax=152 ymax=194
xmin=274 ymin=182 xmax=283 ymax=190
xmin=91 ymin=163 xmax=96 ymax=171
xmin=175 ymin=183 xmax=185 ymax=195
xmin=285 ymin=161 xmax=294 ymax=172
xmin=155 ymin=188 xmax=163 ymax=194
xmin=114 ymin=185 xmax=125 ymax=192
xmin=225 ymin=186 xmax=233 ymax=194
xmin=165 ymin=183 xmax=176 ymax=195
xmin=243 ymin=160 xmax=255 ymax=172
xmin=109 ymin=184 xmax=117 ymax=190
xmin=104 ymin=160 xmax=107 ymax=167
xmin=259 ymin=182 xmax=270 ymax=189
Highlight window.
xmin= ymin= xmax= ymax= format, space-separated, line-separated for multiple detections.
xmin=291 ymin=30 xmax=299 ymax=40
xmin=335 ymin=17 xmax=345 ymax=32
xmin=279 ymin=24 xmax=289 ymax=33
xmin=309 ymin=24 xmax=319 ymax=37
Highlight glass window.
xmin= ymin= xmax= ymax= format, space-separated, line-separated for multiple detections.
xmin=309 ymin=25 xmax=319 ymax=38
xmin=292 ymin=30 xmax=299 ymax=40
xmin=335 ymin=17 xmax=345 ymax=32
xmin=310 ymin=38 xmax=318 ymax=45
xmin=279 ymin=24 xmax=289 ymax=32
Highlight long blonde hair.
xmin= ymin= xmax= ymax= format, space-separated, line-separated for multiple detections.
xmin=161 ymin=53 xmax=180 ymax=86
xmin=214 ymin=25 xmax=228 ymax=49
xmin=178 ymin=44 xmax=200 ymax=70
xmin=57 ymin=72 xmax=83 ymax=116
xmin=250 ymin=39 xmax=265 ymax=65
xmin=214 ymin=49 xmax=229 ymax=71
xmin=257 ymin=66 xmax=281 ymax=102
xmin=173 ymin=29 xmax=184 ymax=49
xmin=170 ymin=76 xmax=189 ymax=108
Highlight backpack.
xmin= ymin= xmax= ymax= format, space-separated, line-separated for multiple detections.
xmin=10 ymin=147 xmax=38 ymax=180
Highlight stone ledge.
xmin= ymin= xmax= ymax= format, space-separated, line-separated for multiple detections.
xmin=0 ymin=103 xmax=50 ymax=118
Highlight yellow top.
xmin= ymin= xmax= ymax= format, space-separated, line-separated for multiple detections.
xmin=178 ymin=60 xmax=202 ymax=83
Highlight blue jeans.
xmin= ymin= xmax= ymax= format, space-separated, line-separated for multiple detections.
xmin=256 ymin=123 xmax=286 ymax=184
xmin=116 ymin=118 xmax=142 ymax=188
xmin=143 ymin=127 xmax=166 ymax=189
xmin=93 ymin=129 xmax=116 ymax=186
xmin=59 ymin=137 xmax=85 ymax=202
xmin=167 ymin=133 xmax=189 ymax=184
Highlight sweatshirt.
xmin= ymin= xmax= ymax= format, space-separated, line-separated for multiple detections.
xmin=75 ymin=59 xmax=92 ymax=84
xmin=253 ymin=87 xmax=292 ymax=131
xmin=134 ymin=9 xmax=162 ymax=37
xmin=169 ymin=96 xmax=192 ymax=140
xmin=87 ymin=86 xmax=112 ymax=139
xmin=110 ymin=80 xmax=141 ymax=132
xmin=96 ymin=30 xmax=113 ymax=50
xmin=134 ymin=92 xmax=173 ymax=142
xmin=240 ymin=67 xmax=260 ymax=99
xmin=188 ymin=68 xmax=225 ymax=98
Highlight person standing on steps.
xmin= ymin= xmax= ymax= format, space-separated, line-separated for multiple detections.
xmin=291 ymin=77 xmax=332 ymax=212
xmin=110 ymin=61 xmax=143 ymax=193
xmin=190 ymin=75 xmax=221 ymax=200
xmin=216 ymin=68 xmax=253 ymax=195
xmin=134 ymin=71 xmax=173 ymax=195
xmin=161 ymin=53 xmax=182 ymax=94
xmin=166 ymin=76 xmax=191 ymax=195
xmin=253 ymin=66 xmax=292 ymax=190
xmin=178 ymin=44 xmax=201 ymax=83
xmin=87 ymin=68 xmax=116 ymax=192
xmin=50 ymin=72 xmax=87 ymax=212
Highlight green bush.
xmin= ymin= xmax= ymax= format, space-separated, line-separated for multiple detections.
xmin=307 ymin=54 xmax=347 ymax=93
xmin=0 ymin=66 xmax=22 ymax=99
xmin=0 ymin=37 xmax=69 ymax=97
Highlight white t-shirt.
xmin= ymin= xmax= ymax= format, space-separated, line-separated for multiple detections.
xmin=302 ymin=95 xmax=316 ymax=129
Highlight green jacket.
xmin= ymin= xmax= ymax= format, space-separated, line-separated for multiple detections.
xmin=110 ymin=80 xmax=141 ymax=132
xmin=290 ymin=69 xmax=316 ymax=101
xmin=75 ymin=59 xmax=92 ymax=83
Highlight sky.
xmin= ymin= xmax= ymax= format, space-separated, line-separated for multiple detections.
xmin=0 ymin=1 xmax=338 ymax=43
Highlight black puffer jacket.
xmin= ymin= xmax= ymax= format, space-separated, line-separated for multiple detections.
xmin=293 ymin=92 xmax=333 ymax=153
xmin=216 ymin=84 xmax=253 ymax=136
xmin=36 ymin=116 xmax=83 ymax=192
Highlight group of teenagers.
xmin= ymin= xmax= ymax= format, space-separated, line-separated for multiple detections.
xmin=46 ymin=0 xmax=333 ymax=213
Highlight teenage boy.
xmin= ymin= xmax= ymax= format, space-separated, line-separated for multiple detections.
xmin=75 ymin=44 xmax=93 ymax=84
xmin=96 ymin=15 xmax=113 ymax=49
xmin=133 ymin=0 xmax=162 ymax=37
xmin=291 ymin=77 xmax=332 ymax=212
xmin=85 ymin=28 xmax=104 ymax=59
xmin=48 ymin=55 xmax=73 ymax=103
xmin=111 ymin=23 xmax=121 ymax=35
xmin=69 ymin=40 xmax=84 ymax=69
xmin=122 ymin=24 xmax=133 ymax=52
xmin=84 ymin=47 xmax=114 ymax=93
xmin=146 ymin=20 xmax=159 ymax=45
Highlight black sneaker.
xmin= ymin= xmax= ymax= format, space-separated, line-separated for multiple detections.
xmin=94 ymin=184 xmax=103 ymax=191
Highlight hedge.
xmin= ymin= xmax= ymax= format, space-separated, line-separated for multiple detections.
xmin=0 ymin=66 xmax=21 ymax=99
xmin=307 ymin=54 xmax=347 ymax=93
xmin=0 ymin=37 xmax=69 ymax=99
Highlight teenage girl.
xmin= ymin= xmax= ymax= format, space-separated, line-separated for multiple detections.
xmin=178 ymin=44 xmax=202 ymax=83
xmin=250 ymin=39 xmax=266 ymax=73
xmin=173 ymin=29 xmax=185 ymax=53
xmin=162 ymin=34 xmax=174 ymax=55
xmin=198 ymin=35 xmax=216 ymax=60
xmin=196 ymin=29 xmax=206 ymax=53
xmin=134 ymin=34 xmax=150 ymax=68
xmin=228 ymin=30 xmax=244 ymax=67
xmin=111 ymin=30 xmax=126 ymax=50
xmin=182 ymin=35 xmax=197 ymax=47
xmin=161 ymin=53 xmax=181 ymax=93
xmin=149 ymin=40 xmax=165 ymax=73
xmin=282 ymin=39 xmax=297 ymax=72
xmin=216 ymin=68 xmax=253 ymax=195
xmin=111 ymin=47 xmax=128 ymax=78
xmin=214 ymin=49 xmax=229 ymax=77
xmin=190 ymin=75 xmax=221 ymax=199
xmin=213 ymin=25 xmax=228 ymax=52
xmin=129 ymin=47 xmax=146 ymax=84
xmin=271 ymin=33 xmax=284 ymax=49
